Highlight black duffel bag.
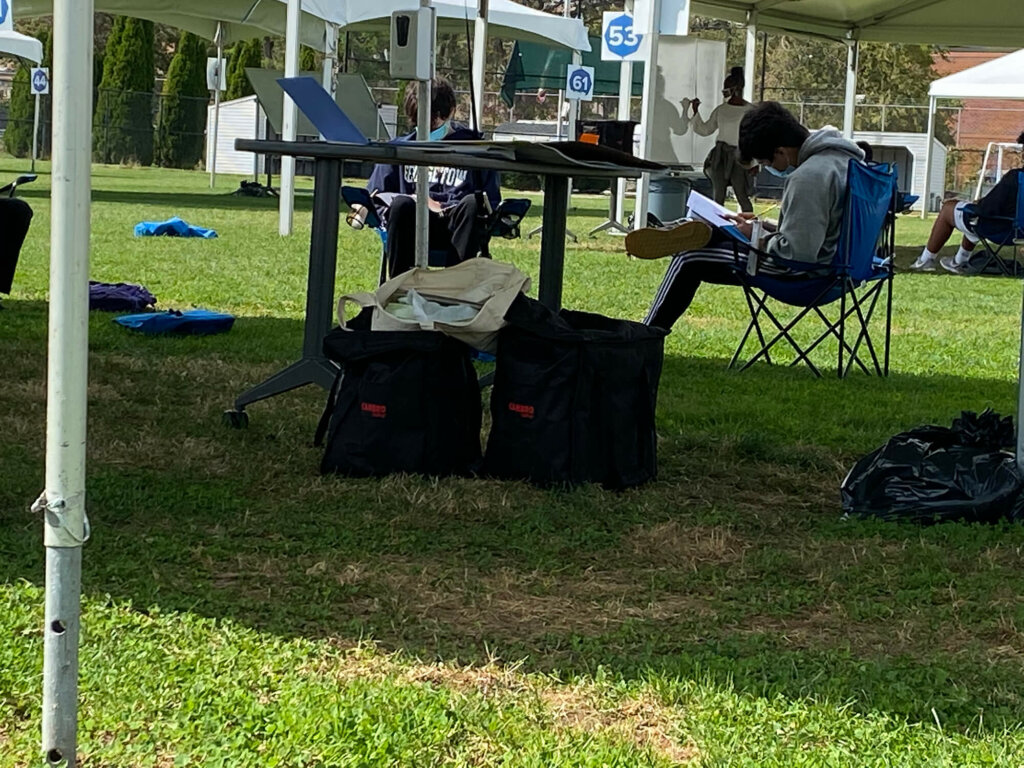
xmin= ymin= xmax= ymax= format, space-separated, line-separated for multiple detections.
xmin=316 ymin=315 xmax=482 ymax=477
xmin=484 ymin=296 xmax=668 ymax=489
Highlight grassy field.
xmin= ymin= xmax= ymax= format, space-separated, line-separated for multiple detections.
xmin=3 ymin=159 xmax=1024 ymax=766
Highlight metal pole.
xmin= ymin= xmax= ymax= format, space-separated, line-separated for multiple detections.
xmin=209 ymin=22 xmax=223 ymax=189
xmin=1018 ymin=280 xmax=1024 ymax=477
xmin=842 ymin=39 xmax=858 ymax=139
xmin=41 ymin=0 xmax=92 ymax=764
xmin=922 ymin=95 xmax=936 ymax=219
xmin=414 ymin=0 xmax=435 ymax=269
xmin=279 ymin=0 xmax=301 ymax=235
xmin=615 ymin=55 xmax=632 ymax=227
xmin=635 ymin=0 xmax=663 ymax=230
xmin=472 ymin=0 xmax=489 ymax=130
xmin=743 ymin=11 xmax=757 ymax=103
xmin=323 ymin=22 xmax=338 ymax=99
xmin=32 ymin=92 xmax=39 ymax=173
xmin=759 ymin=31 xmax=767 ymax=101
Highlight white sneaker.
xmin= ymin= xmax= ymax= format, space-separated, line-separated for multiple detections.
xmin=940 ymin=256 xmax=969 ymax=275
xmin=909 ymin=254 xmax=936 ymax=272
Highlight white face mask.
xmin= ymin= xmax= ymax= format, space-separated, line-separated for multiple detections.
xmin=764 ymin=164 xmax=796 ymax=178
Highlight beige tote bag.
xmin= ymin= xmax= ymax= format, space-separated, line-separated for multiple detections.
xmin=337 ymin=258 xmax=531 ymax=353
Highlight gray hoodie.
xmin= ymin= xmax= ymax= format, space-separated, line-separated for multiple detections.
xmin=765 ymin=128 xmax=864 ymax=265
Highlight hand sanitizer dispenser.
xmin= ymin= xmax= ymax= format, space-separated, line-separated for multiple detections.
xmin=390 ymin=8 xmax=436 ymax=81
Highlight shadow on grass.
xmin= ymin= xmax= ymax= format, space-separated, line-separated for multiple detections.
xmin=3 ymin=305 xmax=1024 ymax=733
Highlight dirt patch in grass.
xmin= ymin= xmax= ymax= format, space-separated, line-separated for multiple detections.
xmin=624 ymin=521 xmax=750 ymax=570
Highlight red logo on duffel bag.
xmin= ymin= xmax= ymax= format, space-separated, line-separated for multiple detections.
xmin=361 ymin=402 xmax=387 ymax=418
xmin=508 ymin=402 xmax=535 ymax=419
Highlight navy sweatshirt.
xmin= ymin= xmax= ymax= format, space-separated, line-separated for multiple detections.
xmin=367 ymin=123 xmax=501 ymax=210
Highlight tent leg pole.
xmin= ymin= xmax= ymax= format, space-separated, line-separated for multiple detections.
xmin=279 ymin=0 xmax=301 ymax=235
xmin=42 ymin=0 xmax=93 ymax=764
xmin=842 ymin=39 xmax=858 ymax=139
xmin=922 ymin=96 xmax=935 ymax=219
xmin=743 ymin=11 xmax=757 ymax=103
xmin=210 ymin=23 xmax=223 ymax=189
xmin=1017 ymin=278 xmax=1024 ymax=476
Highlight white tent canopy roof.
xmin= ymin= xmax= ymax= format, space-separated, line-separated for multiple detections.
xmin=930 ymin=49 xmax=1024 ymax=101
xmin=19 ymin=0 xmax=343 ymax=50
xmin=335 ymin=0 xmax=590 ymax=51
xmin=691 ymin=0 xmax=1024 ymax=47
xmin=0 ymin=29 xmax=43 ymax=62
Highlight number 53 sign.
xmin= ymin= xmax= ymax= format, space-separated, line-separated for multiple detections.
xmin=601 ymin=12 xmax=645 ymax=62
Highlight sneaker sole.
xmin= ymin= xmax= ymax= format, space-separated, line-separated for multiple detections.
xmin=625 ymin=222 xmax=712 ymax=260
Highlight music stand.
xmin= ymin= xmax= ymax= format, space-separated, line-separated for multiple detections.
xmin=577 ymin=120 xmax=638 ymax=236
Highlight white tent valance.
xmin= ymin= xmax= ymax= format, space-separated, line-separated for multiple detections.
xmin=0 ymin=29 xmax=43 ymax=62
xmin=339 ymin=0 xmax=590 ymax=51
xmin=930 ymin=49 xmax=1024 ymax=101
xmin=19 ymin=0 xmax=343 ymax=50
xmin=691 ymin=0 xmax=1024 ymax=47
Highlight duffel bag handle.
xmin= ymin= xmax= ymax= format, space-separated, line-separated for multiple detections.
xmin=337 ymin=292 xmax=378 ymax=330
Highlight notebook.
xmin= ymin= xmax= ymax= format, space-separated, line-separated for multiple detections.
xmin=276 ymin=77 xmax=368 ymax=145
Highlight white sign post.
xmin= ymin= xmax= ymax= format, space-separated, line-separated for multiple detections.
xmin=206 ymin=46 xmax=227 ymax=189
xmin=30 ymin=67 xmax=49 ymax=172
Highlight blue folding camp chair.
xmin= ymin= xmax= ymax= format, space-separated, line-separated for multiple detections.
xmin=341 ymin=186 xmax=532 ymax=285
xmin=961 ymin=170 xmax=1024 ymax=277
xmin=729 ymin=159 xmax=898 ymax=378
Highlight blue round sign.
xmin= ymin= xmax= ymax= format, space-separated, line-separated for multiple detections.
xmin=604 ymin=13 xmax=642 ymax=59
xmin=32 ymin=69 xmax=47 ymax=92
xmin=568 ymin=68 xmax=592 ymax=97
xmin=0 ymin=0 xmax=9 ymax=25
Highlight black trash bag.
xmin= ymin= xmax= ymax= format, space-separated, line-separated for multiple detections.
xmin=315 ymin=310 xmax=482 ymax=478
xmin=841 ymin=409 xmax=1024 ymax=524
xmin=484 ymin=295 xmax=668 ymax=489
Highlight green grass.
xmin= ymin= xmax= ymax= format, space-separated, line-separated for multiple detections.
xmin=3 ymin=159 xmax=1024 ymax=766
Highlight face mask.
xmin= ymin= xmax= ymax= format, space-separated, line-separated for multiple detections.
xmin=428 ymin=120 xmax=452 ymax=141
xmin=764 ymin=164 xmax=796 ymax=179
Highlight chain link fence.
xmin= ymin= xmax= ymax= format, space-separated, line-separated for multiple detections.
xmin=1 ymin=88 xmax=210 ymax=167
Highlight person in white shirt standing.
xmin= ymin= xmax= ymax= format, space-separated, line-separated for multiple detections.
xmin=687 ymin=66 xmax=755 ymax=213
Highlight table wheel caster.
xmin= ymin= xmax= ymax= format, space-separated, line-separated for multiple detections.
xmin=222 ymin=409 xmax=249 ymax=429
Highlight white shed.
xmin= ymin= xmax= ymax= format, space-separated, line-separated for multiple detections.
xmin=853 ymin=131 xmax=948 ymax=212
xmin=206 ymin=95 xmax=267 ymax=177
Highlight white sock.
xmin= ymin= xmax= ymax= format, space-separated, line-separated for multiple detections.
xmin=955 ymin=246 xmax=973 ymax=265
xmin=919 ymin=248 xmax=937 ymax=263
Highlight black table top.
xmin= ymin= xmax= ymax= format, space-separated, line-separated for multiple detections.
xmin=236 ymin=138 xmax=665 ymax=179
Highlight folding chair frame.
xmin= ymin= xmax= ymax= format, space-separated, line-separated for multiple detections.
xmin=728 ymin=160 xmax=897 ymax=378
xmin=729 ymin=270 xmax=893 ymax=378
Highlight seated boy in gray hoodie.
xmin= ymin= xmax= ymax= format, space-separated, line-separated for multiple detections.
xmin=629 ymin=101 xmax=864 ymax=330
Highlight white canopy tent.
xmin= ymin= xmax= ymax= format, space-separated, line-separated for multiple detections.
xmin=20 ymin=0 xmax=341 ymax=49
xmin=0 ymin=29 xmax=43 ymax=61
xmin=922 ymin=49 xmax=1024 ymax=218
xmin=336 ymin=0 xmax=589 ymax=148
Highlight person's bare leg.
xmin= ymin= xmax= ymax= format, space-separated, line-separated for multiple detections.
xmin=926 ymin=200 xmax=958 ymax=253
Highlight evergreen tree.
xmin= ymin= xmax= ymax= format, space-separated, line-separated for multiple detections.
xmin=226 ymin=38 xmax=262 ymax=101
xmin=155 ymin=31 xmax=209 ymax=169
xmin=4 ymin=66 xmax=32 ymax=158
xmin=93 ymin=16 xmax=156 ymax=165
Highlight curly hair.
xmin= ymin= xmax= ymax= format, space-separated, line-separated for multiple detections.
xmin=737 ymin=101 xmax=810 ymax=165
xmin=403 ymin=76 xmax=457 ymax=127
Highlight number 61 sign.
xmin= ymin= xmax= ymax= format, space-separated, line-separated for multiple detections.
xmin=601 ymin=12 xmax=645 ymax=62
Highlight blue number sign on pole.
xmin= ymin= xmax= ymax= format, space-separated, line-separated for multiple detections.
xmin=603 ymin=13 xmax=643 ymax=60
xmin=567 ymin=67 xmax=593 ymax=100
xmin=32 ymin=69 xmax=48 ymax=93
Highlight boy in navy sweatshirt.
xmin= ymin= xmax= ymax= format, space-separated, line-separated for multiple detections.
xmin=367 ymin=77 xmax=501 ymax=278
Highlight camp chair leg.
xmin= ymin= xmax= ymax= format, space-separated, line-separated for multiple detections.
xmin=740 ymin=300 xmax=823 ymax=377
xmin=731 ymin=288 xmax=774 ymax=369
xmin=845 ymin=282 xmax=886 ymax=376
xmin=797 ymin=305 xmax=870 ymax=377
xmin=884 ymin=273 xmax=892 ymax=376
